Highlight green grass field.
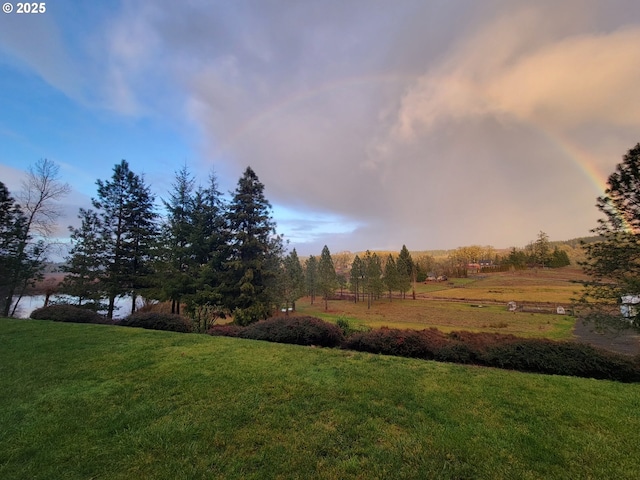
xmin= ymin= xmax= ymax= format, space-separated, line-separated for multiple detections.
xmin=2 ymin=319 xmax=639 ymax=479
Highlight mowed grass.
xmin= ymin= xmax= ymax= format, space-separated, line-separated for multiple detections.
xmin=2 ymin=319 xmax=640 ymax=479
xmin=300 ymin=267 xmax=585 ymax=340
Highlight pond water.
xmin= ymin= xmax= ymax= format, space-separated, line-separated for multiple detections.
xmin=10 ymin=295 xmax=142 ymax=319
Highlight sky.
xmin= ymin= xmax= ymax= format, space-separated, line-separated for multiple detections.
xmin=2 ymin=0 xmax=640 ymax=256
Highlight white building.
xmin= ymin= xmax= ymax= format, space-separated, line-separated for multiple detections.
xmin=620 ymin=295 xmax=640 ymax=321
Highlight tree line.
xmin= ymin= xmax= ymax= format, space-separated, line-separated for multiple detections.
xmin=5 ymin=142 xmax=638 ymax=330
xmin=0 ymin=156 xmax=570 ymax=324
xmin=60 ymin=161 xmax=286 ymax=326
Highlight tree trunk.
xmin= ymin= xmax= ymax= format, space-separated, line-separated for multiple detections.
xmin=107 ymin=295 xmax=115 ymax=320
xmin=131 ymin=293 xmax=137 ymax=315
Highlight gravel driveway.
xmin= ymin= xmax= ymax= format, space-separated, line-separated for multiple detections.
xmin=572 ymin=319 xmax=640 ymax=356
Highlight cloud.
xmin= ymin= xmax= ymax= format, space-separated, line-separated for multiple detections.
xmin=393 ymin=16 xmax=640 ymax=139
xmin=7 ymin=0 xmax=640 ymax=253
xmin=0 ymin=12 xmax=79 ymax=97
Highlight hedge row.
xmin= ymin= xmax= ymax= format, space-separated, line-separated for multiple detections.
xmin=30 ymin=305 xmax=111 ymax=324
xmin=118 ymin=311 xmax=193 ymax=333
xmin=343 ymin=327 xmax=640 ymax=382
xmin=30 ymin=306 xmax=192 ymax=333
xmin=211 ymin=321 xmax=640 ymax=382
xmin=209 ymin=316 xmax=344 ymax=348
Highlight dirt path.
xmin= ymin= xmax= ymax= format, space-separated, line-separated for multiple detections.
xmin=572 ymin=319 xmax=640 ymax=356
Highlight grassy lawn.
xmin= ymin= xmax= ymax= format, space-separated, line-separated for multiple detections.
xmin=2 ymin=319 xmax=640 ymax=479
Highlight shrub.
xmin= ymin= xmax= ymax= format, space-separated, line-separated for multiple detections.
xmin=120 ymin=312 xmax=193 ymax=333
xmin=207 ymin=324 xmax=245 ymax=338
xmin=335 ymin=316 xmax=352 ymax=336
xmin=343 ymin=327 xmax=445 ymax=359
xmin=335 ymin=316 xmax=371 ymax=337
xmin=482 ymin=340 xmax=640 ymax=382
xmin=433 ymin=342 xmax=479 ymax=364
xmin=30 ymin=305 xmax=109 ymax=324
xmin=342 ymin=327 xmax=640 ymax=382
xmin=240 ymin=316 xmax=344 ymax=347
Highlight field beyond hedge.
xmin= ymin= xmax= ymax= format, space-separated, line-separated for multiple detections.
xmin=2 ymin=319 xmax=640 ymax=479
xmin=298 ymin=267 xmax=588 ymax=340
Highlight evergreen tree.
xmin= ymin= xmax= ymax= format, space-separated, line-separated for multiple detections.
xmin=184 ymin=170 xmax=230 ymax=326
xmin=533 ymin=231 xmax=551 ymax=267
xmin=305 ymin=255 xmax=318 ymax=305
xmin=61 ymin=208 xmax=106 ymax=309
xmin=159 ymin=165 xmax=196 ymax=314
xmin=506 ymin=247 xmax=527 ymax=269
xmin=317 ymin=245 xmax=337 ymax=310
xmin=363 ymin=250 xmax=383 ymax=309
xmin=0 ymin=182 xmax=30 ymax=316
xmin=579 ymin=143 xmax=640 ymax=330
xmin=349 ymin=255 xmax=363 ymax=303
xmin=549 ymin=247 xmax=571 ymax=268
xmin=383 ymin=254 xmax=399 ymax=301
xmin=397 ymin=245 xmax=414 ymax=299
xmin=281 ymin=248 xmax=305 ymax=313
xmin=69 ymin=160 xmax=158 ymax=319
xmin=225 ymin=167 xmax=283 ymax=325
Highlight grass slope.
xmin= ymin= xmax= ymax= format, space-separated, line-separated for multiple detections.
xmin=2 ymin=319 xmax=639 ymax=479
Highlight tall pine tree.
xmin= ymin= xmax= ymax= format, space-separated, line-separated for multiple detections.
xmin=62 ymin=208 xmax=106 ymax=309
xmin=317 ymin=245 xmax=337 ymax=311
xmin=349 ymin=255 xmax=363 ymax=303
xmin=383 ymin=254 xmax=399 ymax=302
xmin=579 ymin=143 xmax=640 ymax=330
xmin=68 ymin=160 xmax=158 ymax=319
xmin=225 ymin=167 xmax=283 ymax=325
xmin=397 ymin=245 xmax=414 ymax=300
xmin=0 ymin=182 xmax=30 ymax=316
xmin=305 ymin=255 xmax=318 ymax=305
xmin=281 ymin=248 xmax=305 ymax=313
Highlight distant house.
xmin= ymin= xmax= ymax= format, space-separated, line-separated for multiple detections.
xmin=620 ymin=295 xmax=640 ymax=321
xmin=467 ymin=263 xmax=481 ymax=274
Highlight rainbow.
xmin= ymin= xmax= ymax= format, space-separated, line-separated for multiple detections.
xmin=216 ymin=74 xmax=632 ymax=232
xmin=548 ymin=134 xmax=636 ymax=233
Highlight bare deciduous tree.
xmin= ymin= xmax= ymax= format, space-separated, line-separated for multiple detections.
xmin=4 ymin=159 xmax=70 ymax=317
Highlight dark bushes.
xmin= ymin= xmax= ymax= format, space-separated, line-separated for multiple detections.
xmin=344 ymin=327 xmax=441 ymax=359
xmin=207 ymin=324 xmax=245 ymax=338
xmin=208 ymin=316 xmax=344 ymax=347
xmin=30 ymin=305 xmax=109 ymax=324
xmin=241 ymin=316 xmax=344 ymax=347
xmin=120 ymin=312 xmax=193 ymax=333
xmin=342 ymin=327 xmax=640 ymax=382
xmin=483 ymin=340 xmax=640 ymax=382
